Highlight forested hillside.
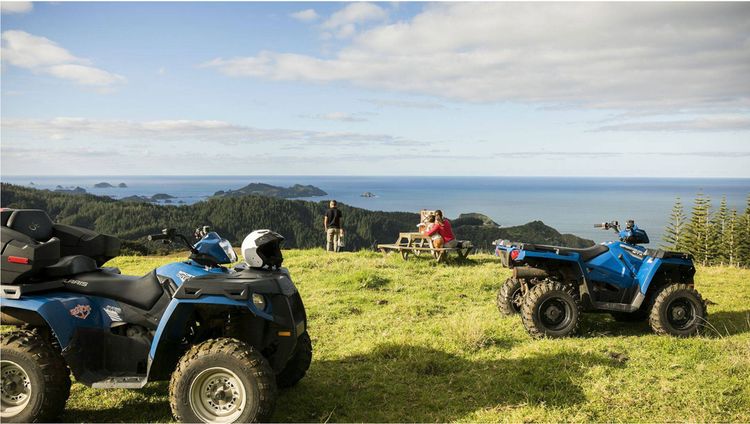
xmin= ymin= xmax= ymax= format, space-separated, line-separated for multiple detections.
xmin=0 ymin=184 xmax=593 ymax=252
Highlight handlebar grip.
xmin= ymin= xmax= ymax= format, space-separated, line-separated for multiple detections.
xmin=147 ymin=234 xmax=169 ymax=241
xmin=594 ymin=223 xmax=605 ymax=228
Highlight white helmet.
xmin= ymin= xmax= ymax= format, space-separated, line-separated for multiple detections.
xmin=241 ymin=230 xmax=285 ymax=269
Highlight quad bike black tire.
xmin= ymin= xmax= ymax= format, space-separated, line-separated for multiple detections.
xmin=521 ymin=281 xmax=580 ymax=338
xmin=497 ymin=278 xmax=524 ymax=315
xmin=169 ymin=338 xmax=276 ymax=423
xmin=649 ymin=283 xmax=707 ymax=337
xmin=0 ymin=330 xmax=71 ymax=423
xmin=276 ymin=331 xmax=313 ymax=388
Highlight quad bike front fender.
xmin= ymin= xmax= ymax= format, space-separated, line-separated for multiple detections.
xmin=148 ymin=296 xmax=250 ymax=362
xmin=147 ymin=294 xmax=303 ymax=379
xmin=636 ymin=257 xmax=695 ymax=297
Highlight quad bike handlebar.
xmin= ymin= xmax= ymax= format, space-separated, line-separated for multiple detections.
xmin=148 ymin=228 xmax=199 ymax=254
xmin=595 ymin=221 xmax=621 ymax=232
xmin=594 ymin=219 xmax=649 ymax=244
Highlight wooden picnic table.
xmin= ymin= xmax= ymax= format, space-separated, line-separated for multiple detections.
xmin=377 ymin=232 xmax=473 ymax=263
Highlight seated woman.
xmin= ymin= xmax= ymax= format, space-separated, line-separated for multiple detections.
xmin=422 ymin=210 xmax=456 ymax=248
xmin=419 ymin=214 xmax=444 ymax=248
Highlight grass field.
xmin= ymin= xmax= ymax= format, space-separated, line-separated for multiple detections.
xmin=36 ymin=250 xmax=750 ymax=422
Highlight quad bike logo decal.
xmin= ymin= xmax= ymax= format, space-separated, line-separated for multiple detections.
xmin=177 ymin=270 xmax=195 ymax=282
xmin=103 ymin=305 xmax=123 ymax=322
xmin=64 ymin=278 xmax=88 ymax=287
xmin=69 ymin=304 xmax=92 ymax=319
xmin=28 ymin=222 xmax=39 ymax=231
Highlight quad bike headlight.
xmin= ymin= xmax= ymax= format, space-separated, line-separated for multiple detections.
xmin=252 ymin=293 xmax=267 ymax=311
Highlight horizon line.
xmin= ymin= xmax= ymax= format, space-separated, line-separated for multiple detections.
xmin=2 ymin=174 xmax=750 ymax=180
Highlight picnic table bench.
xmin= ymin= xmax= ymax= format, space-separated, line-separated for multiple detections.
xmin=377 ymin=232 xmax=474 ymax=263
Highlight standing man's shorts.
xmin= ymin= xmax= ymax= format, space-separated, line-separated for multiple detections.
xmin=326 ymin=228 xmax=341 ymax=251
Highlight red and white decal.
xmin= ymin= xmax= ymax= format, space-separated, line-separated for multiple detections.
xmin=69 ymin=304 xmax=92 ymax=320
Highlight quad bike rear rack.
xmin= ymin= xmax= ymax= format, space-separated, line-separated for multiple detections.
xmin=1 ymin=280 xmax=65 ymax=299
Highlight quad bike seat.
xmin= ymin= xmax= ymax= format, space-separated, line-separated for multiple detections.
xmin=1 ymin=209 xmax=121 ymax=284
xmin=60 ymin=270 xmax=165 ymax=310
xmin=522 ymin=243 xmax=610 ymax=262
xmin=44 ymin=255 xmax=99 ymax=278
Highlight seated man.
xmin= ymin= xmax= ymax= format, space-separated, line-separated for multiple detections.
xmin=422 ymin=210 xmax=457 ymax=248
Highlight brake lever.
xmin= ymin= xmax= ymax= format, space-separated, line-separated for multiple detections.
xmin=176 ymin=234 xmax=200 ymax=254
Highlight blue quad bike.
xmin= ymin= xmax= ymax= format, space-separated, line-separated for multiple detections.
xmin=0 ymin=209 xmax=311 ymax=423
xmin=494 ymin=220 xmax=706 ymax=338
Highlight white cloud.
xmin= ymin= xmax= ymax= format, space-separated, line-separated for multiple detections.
xmin=322 ymin=2 xmax=387 ymax=38
xmin=1 ymin=117 xmax=411 ymax=146
xmin=594 ymin=116 xmax=750 ymax=132
xmin=500 ymin=151 xmax=750 ymax=158
xmin=361 ymin=98 xmax=445 ymax=110
xmin=46 ymin=64 xmax=125 ymax=86
xmin=291 ymin=9 xmax=319 ymax=23
xmin=2 ymin=31 xmax=79 ymax=68
xmin=1 ymin=1 xmax=33 ymax=14
xmin=203 ymin=3 xmax=750 ymax=113
xmin=305 ymin=112 xmax=368 ymax=122
xmin=1 ymin=30 xmax=125 ymax=87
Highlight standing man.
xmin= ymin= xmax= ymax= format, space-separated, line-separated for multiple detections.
xmin=324 ymin=200 xmax=343 ymax=252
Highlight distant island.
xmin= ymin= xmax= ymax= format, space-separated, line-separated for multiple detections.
xmin=213 ymin=183 xmax=327 ymax=199
xmin=94 ymin=182 xmax=128 ymax=188
xmin=361 ymin=192 xmax=376 ymax=198
xmin=54 ymin=185 xmax=87 ymax=195
xmin=120 ymin=193 xmax=175 ymax=203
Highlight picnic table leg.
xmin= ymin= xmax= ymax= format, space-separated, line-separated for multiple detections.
xmin=411 ymin=239 xmax=419 ymax=256
xmin=436 ymin=250 xmax=445 ymax=263
xmin=413 ymin=239 xmax=425 ymax=256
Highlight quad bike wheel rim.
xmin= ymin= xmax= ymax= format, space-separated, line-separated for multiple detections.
xmin=511 ymin=287 xmax=524 ymax=313
xmin=1 ymin=360 xmax=32 ymax=418
xmin=666 ymin=297 xmax=697 ymax=330
xmin=189 ymin=367 xmax=247 ymax=423
xmin=538 ymin=298 xmax=572 ymax=331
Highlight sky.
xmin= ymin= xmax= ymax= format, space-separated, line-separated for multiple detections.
xmin=1 ymin=1 xmax=749 ymax=177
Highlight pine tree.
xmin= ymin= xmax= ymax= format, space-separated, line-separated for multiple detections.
xmin=662 ymin=197 xmax=687 ymax=251
xmin=685 ymin=192 xmax=715 ymax=266
xmin=712 ymin=196 xmax=729 ymax=265
xmin=723 ymin=209 xmax=740 ymax=267
xmin=738 ymin=195 xmax=750 ymax=268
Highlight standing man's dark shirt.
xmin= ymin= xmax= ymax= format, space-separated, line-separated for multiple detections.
xmin=325 ymin=208 xmax=342 ymax=229
xmin=324 ymin=201 xmax=343 ymax=252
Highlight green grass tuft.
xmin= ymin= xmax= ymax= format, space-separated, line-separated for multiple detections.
xmin=345 ymin=269 xmax=390 ymax=290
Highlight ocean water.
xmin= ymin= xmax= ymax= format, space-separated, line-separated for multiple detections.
xmin=3 ymin=175 xmax=748 ymax=245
